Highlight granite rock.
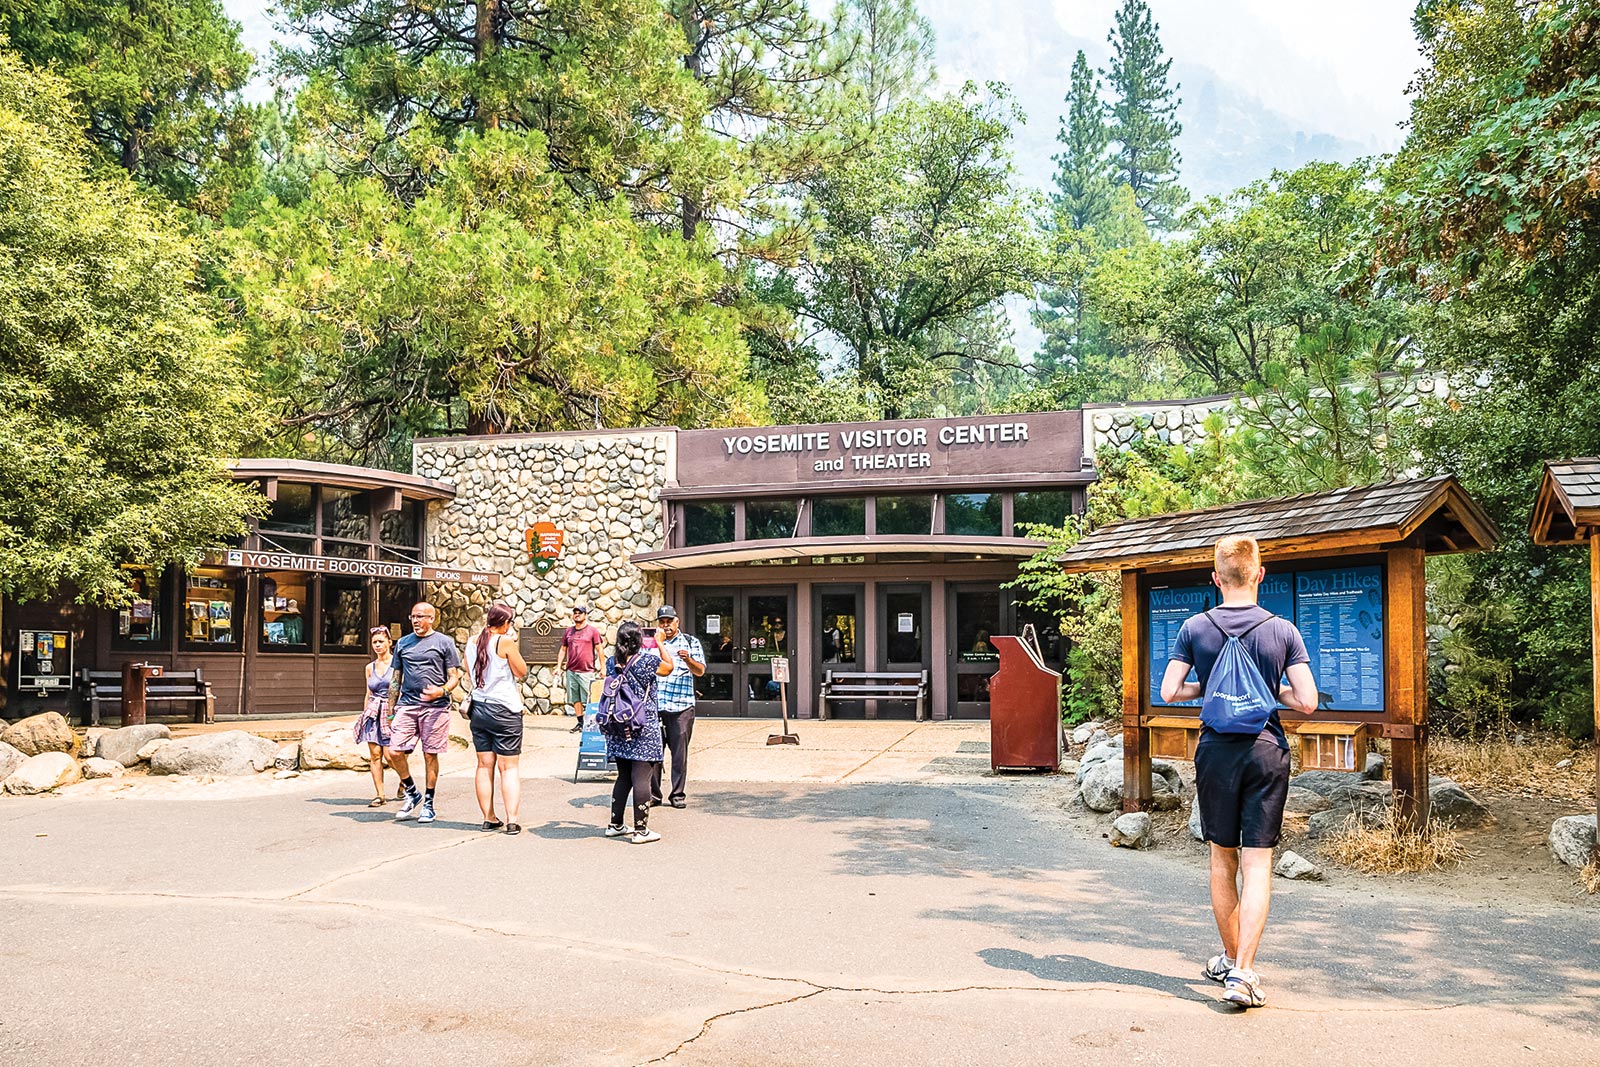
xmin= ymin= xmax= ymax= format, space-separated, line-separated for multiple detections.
xmin=1 ymin=712 xmax=77 ymax=757
xmin=1110 ymin=811 xmax=1153 ymax=849
xmin=1274 ymin=850 xmax=1324 ymax=880
xmin=95 ymin=724 xmax=172 ymax=767
xmin=1548 ymin=814 xmax=1597 ymax=868
xmin=149 ymin=732 xmax=277 ymax=776
xmin=3 ymin=752 xmax=83 ymax=794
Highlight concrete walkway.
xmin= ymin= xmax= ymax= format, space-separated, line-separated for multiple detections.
xmin=5 ymin=721 xmax=1597 ymax=1065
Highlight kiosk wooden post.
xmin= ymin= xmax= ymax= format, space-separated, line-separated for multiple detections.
xmin=1059 ymin=478 xmax=1497 ymax=830
xmin=1386 ymin=541 xmax=1430 ymax=829
xmin=1529 ymin=461 xmax=1600 ymax=839
xmin=1121 ymin=571 xmax=1152 ymax=812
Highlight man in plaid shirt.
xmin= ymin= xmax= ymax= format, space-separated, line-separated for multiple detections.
xmin=651 ymin=605 xmax=705 ymax=808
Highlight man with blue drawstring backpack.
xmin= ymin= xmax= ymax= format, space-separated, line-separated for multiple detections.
xmin=1160 ymin=535 xmax=1320 ymax=1010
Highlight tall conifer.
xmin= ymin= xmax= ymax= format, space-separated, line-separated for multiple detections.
xmin=1052 ymin=51 xmax=1114 ymax=231
xmin=1103 ymin=0 xmax=1187 ymax=230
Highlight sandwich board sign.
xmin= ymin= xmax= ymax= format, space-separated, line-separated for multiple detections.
xmin=573 ymin=704 xmax=617 ymax=781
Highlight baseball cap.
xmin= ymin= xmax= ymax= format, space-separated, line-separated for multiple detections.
xmin=656 ymin=605 xmax=678 ymax=620
xmin=572 ymin=605 xmax=590 ymax=614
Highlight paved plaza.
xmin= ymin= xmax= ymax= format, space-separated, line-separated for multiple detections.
xmin=2 ymin=719 xmax=1598 ymax=1065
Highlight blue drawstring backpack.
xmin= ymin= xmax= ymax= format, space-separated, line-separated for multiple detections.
xmin=1199 ymin=612 xmax=1279 ymax=735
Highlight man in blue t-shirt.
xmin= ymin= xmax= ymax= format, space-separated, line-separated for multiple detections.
xmin=384 ymin=601 xmax=463 ymax=825
xmin=1160 ymin=535 xmax=1318 ymax=1010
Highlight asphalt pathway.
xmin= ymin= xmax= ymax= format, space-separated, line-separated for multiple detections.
xmin=2 ymin=768 xmax=1597 ymax=1065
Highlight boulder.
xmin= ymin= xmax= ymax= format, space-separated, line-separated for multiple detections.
xmin=1 ymin=712 xmax=77 ymax=757
xmin=1151 ymin=759 xmax=1185 ymax=795
xmin=0 ymin=741 xmax=25 ymax=782
xmin=1291 ymin=769 xmax=1375 ymax=800
xmin=1070 ymin=723 xmax=1097 ymax=746
xmin=3 ymin=752 xmax=83 ymax=795
xmin=1110 ymin=811 xmax=1153 ymax=849
xmin=1274 ymin=850 xmax=1324 ymax=881
xmin=1189 ymin=795 xmax=1205 ymax=841
xmin=81 ymin=757 xmax=126 ymax=780
xmin=1148 ymin=790 xmax=1184 ymax=812
xmin=1548 ymin=814 xmax=1597 ymax=868
xmin=1428 ymin=779 xmax=1493 ymax=829
xmin=1079 ymin=760 xmax=1124 ymax=813
xmin=149 ymin=731 xmax=278 ymax=776
xmin=275 ymin=743 xmax=300 ymax=771
xmin=1363 ymin=753 xmax=1386 ymax=780
xmin=1433 ymin=780 xmax=1491 ymax=831
xmin=298 ymin=726 xmax=369 ymax=771
xmin=94 ymin=724 xmax=172 ymax=767
xmin=1283 ymin=787 xmax=1332 ymax=815
xmin=136 ymin=738 xmax=173 ymax=762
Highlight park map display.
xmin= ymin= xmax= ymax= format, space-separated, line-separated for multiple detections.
xmin=1147 ymin=565 xmax=1385 ymax=713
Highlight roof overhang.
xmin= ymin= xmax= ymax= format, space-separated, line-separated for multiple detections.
xmin=1058 ymin=477 xmax=1498 ymax=574
xmin=631 ymin=535 xmax=1046 ymax=572
xmin=1530 ymin=460 xmax=1600 ymax=545
xmin=229 ymin=459 xmax=457 ymax=502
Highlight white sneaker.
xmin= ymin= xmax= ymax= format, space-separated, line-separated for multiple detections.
xmin=395 ymin=791 xmax=423 ymax=820
xmin=631 ymin=829 xmax=662 ymax=844
xmin=1203 ymin=953 xmax=1235 ymax=983
xmin=1223 ymin=968 xmax=1266 ymax=1007
xmin=604 ymin=824 xmax=632 ymax=837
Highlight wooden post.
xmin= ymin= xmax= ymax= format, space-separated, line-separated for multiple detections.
xmin=1386 ymin=543 xmax=1430 ymax=831
xmin=1591 ymin=534 xmax=1600 ymax=830
xmin=1121 ymin=569 xmax=1152 ymax=813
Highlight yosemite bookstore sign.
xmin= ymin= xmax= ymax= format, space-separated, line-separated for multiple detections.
xmin=204 ymin=549 xmax=501 ymax=587
xmin=675 ymin=411 xmax=1084 ymax=490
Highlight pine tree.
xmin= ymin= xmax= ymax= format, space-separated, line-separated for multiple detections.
xmin=1051 ymin=50 xmax=1113 ymax=231
xmin=1103 ymin=0 xmax=1187 ymax=231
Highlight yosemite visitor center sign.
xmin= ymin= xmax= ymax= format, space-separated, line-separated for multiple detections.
xmin=674 ymin=411 xmax=1084 ymax=491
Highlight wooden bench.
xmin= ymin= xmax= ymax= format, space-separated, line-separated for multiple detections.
xmin=78 ymin=669 xmax=215 ymax=726
xmin=819 ymin=670 xmax=930 ymax=721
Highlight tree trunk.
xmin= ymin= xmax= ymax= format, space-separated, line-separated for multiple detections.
xmin=476 ymin=0 xmax=501 ymax=130
xmin=121 ymin=124 xmax=141 ymax=175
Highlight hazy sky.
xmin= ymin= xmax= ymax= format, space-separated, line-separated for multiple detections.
xmin=222 ymin=0 xmax=1423 ymax=151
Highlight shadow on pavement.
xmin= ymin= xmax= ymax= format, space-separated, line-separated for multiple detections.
xmin=978 ymin=946 xmax=1214 ymax=1005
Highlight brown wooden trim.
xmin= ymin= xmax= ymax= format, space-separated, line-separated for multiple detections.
xmin=1121 ymin=570 xmax=1152 ymax=813
xmin=1386 ymin=542 xmax=1430 ymax=830
xmin=662 ymin=474 xmax=1093 ymax=500
xmin=229 ymin=459 xmax=456 ymax=501
xmin=1591 ymin=535 xmax=1600 ymax=830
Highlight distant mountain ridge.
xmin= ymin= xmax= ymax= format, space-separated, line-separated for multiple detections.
xmin=924 ymin=0 xmax=1387 ymax=201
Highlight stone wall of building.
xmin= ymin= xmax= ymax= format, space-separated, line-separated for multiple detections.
xmin=1082 ymin=374 xmax=1456 ymax=456
xmin=413 ymin=430 xmax=673 ymax=714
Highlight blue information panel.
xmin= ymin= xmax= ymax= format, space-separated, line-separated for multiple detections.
xmin=1293 ymin=566 xmax=1384 ymax=713
xmin=1147 ymin=565 xmax=1385 ymax=712
xmin=1147 ymin=583 xmax=1217 ymax=706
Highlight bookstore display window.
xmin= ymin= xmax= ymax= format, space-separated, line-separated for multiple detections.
xmin=745 ymin=499 xmax=799 ymax=540
xmin=377 ymin=581 xmax=421 ymax=639
xmin=113 ymin=567 xmax=166 ymax=649
xmin=380 ymin=501 xmax=423 ymax=561
xmin=875 ymin=494 xmax=933 ymax=536
xmin=259 ymin=571 xmax=311 ymax=650
xmin=182 ymin=568 xmax=242 ymax=649
xmin=261 ymin=482 xmax=315 ymax=554
xmin=322 ymin=577 xmax=369 ymax=653
xmin=812 ymin=497 xmax=866 ymax=537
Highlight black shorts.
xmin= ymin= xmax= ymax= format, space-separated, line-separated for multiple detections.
xmin=468 ymin=698 xmax=524 ymax=756
xmin=1194 ymin=735 xmax=1290 ymax=849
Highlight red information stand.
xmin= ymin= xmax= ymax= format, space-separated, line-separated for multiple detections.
xmin=989 ymin=635 xmax=1062 ymax=772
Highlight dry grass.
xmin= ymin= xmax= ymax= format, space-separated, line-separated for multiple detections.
xmin=1426 ymin=734 xmax=1592 ymax=804
xmin=1581 ymin=859 xmax=1600 ymax=896
xmin=1319 ymin=808 xmax=1471 ymax=874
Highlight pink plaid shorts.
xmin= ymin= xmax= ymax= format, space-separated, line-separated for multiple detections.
xmin=388 ymin=704 xmax=451 ymax=754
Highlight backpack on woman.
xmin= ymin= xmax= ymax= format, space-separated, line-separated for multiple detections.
xmin=595 ymin=662 xmax=652 ymax=741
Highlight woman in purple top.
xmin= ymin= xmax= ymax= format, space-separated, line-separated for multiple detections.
xmin=355 ymin=626 xmax=397 ymax=806
xmin=603 ymin=621 xmax=674 ymax=843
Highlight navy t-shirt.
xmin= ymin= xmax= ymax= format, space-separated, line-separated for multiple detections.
xmin=393 ymin=630 xmax=462 ymax=709
xmin=1169 ymin=604 xmax=1310 ymax=750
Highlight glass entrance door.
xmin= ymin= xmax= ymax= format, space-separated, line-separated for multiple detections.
xmin=815 ymin=584 xmax=864 ymax=718
xmin=875 ymin=583 xmax=930 ymax=719
xmin=950 ymin=584 xmax=1003 ymax=719
xmin=685 ymin=586 xmax=796 ymax=718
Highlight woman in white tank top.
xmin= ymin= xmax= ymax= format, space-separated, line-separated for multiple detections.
xmin=466 ymin=604 xmax=530 ymax=834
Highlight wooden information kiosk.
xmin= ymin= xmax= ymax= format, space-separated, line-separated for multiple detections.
xmin=1529 ymin=459 xmax=1600 ymax=834
xmin=1058 ymin=477 xmax=1497 ymax=830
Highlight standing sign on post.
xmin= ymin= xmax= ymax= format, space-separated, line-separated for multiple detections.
xmin=766 ymin=657 xmax=798 ymax=746
xmin=573 ymin=703 xmax=617 ymax=781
